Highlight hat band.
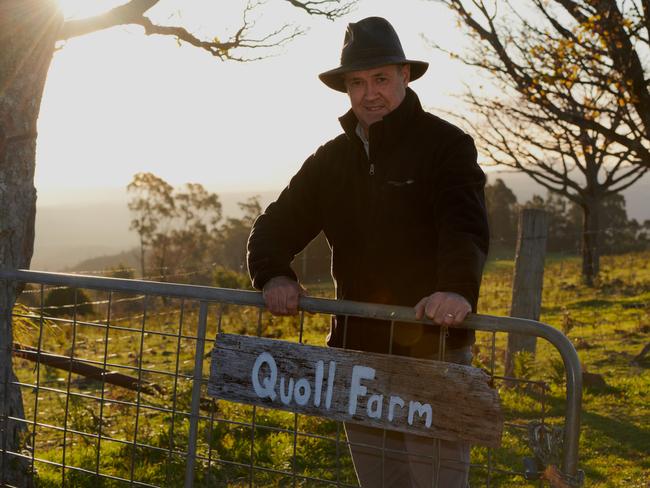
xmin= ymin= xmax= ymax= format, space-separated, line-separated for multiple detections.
xmin=341 ymin=47 xmax=405 ymax=65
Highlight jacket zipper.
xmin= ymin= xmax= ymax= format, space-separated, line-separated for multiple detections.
xmin=365 ymin=155 xmax=380 ymax=305
xmin=367 ymin=158 xmax=378 ymax=225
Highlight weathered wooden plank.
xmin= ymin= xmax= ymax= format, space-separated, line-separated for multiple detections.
xmin=506 ymin=208 xmax=548 ymax=378
xmin=208 ymin=333 xmax=503 ymax=447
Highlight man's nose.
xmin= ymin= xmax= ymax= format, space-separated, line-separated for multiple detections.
xmin=364 ymin=82 xmax=379 ymax=100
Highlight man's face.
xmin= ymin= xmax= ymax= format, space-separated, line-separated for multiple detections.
xmin=344 ymin=64 xmax=410 ymax=134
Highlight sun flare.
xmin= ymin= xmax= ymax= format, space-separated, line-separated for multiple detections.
xmin=57 ymin=0 xmax=125 ymax=20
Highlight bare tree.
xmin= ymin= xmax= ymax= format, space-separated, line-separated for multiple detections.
xmin=433 ymin=0 xmax=649 ymax=284
xmin=0 ymin=0 xmax=353 ymax=484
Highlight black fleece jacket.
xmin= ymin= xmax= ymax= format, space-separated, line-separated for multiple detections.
xmin=247 ymin=88 xmax=489 ymax=357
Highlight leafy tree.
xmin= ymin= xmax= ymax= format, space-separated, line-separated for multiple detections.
xmin=0 ymin=1 xmax=353 ymax=482
xmin=167 ymin=182 xmax=223 ymax=282
xmin=435 ymin=0 xmax=650 ymax=284
xmin=128 ymin=174 xmax=223 ymax=283
xmin=583 ymin=193 xmax=647 ymax=254
xmin=127 ymin=172 xmax=175 ymax=278
xmin=484 ymin=178 xmax=518 ymax=252
xmin=526 ymin=193 xmax=581 ymax=253
xmin=175 ymin=183 xmax=222 ymax=232
xmin=218 ymin=196 xmax=263 ymax=272
xmin=525 ymin=190 xmax=646 ymax=254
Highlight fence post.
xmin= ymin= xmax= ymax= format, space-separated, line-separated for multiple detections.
xmin=184 ymin=301 xmax=209 ymax=488
xmin=505 ymin=208 xmax=548 ymax=378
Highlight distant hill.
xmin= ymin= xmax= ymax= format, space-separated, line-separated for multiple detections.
xmin=32 ymin=189 xmax=279 ymax=271
xmin=30 ymin=173 xmax=650 ymax=271
xmin=64 ymin=248 xmax=140 ymax=274
xmin=32 ymin=201 xmax=135 ymax=271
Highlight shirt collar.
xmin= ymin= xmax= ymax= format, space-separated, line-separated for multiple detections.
xmin=355 ymin=123 xmax=370 ymax=157
xmin=338 ymin=87 xmax=421 ymax=150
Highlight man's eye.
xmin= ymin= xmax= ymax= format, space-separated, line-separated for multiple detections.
xmin=377 ymin=77 xmax=387 ymax=83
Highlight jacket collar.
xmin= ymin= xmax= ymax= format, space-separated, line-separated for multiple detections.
xmin=339 ymin=87 xmax=422 ymax=153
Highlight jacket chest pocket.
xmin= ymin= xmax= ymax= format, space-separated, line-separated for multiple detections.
xmin=381 ymin=179 xmax=424 ymax=225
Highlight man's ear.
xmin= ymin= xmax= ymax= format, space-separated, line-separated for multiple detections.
xmin=402 ymin=64 xmax=411 ymax=85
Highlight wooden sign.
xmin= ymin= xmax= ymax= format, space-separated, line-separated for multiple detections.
xmin=208 ymin=333 xmax=503 ymax=447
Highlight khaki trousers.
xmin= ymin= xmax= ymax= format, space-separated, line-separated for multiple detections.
xmin=344 ymin=347 xmax=472 ymax=488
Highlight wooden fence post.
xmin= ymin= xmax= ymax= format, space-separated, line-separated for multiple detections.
xmin=505 ymin=208 xmax=548 ymax=379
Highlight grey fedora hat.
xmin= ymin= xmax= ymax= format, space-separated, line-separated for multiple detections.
xmin=318 ymin=17 xmax=429 ymax=92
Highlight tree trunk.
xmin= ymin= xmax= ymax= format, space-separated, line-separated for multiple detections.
xmin=139 ymin=234 xmax=146 ymax=278
xmin=581 ymin=198 xmax=601 ymax=286
xmin=0 ymin=1 xmax=61 ymax=485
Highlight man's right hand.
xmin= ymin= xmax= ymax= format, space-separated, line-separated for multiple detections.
xmin=262 ymin=276 xmax=306 ymax=316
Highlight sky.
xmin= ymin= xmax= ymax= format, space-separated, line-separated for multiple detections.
xmin=36 ymin=0 xmax=477 ymax=205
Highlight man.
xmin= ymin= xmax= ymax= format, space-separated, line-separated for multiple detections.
xmin=247 ymin=17 xmax=489 ymax=488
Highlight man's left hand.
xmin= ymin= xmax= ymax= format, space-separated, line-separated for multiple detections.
xmin=414 ymin=292 xmax=471 ymax=326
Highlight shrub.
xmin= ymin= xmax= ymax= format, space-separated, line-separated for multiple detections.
xmin=213 ymin=266 xmax=251 ymax=290
xmin=43 ymin=287 xmax=94 ymax=317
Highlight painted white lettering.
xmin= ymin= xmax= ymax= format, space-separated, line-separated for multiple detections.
xmin=280 ymin=377 xmax=294 ymax=405
xmin=408 ymin=401 xmax=432 ymax=428
xmin=388 ymin=395 xmax=405 ymax=421
xmin=294 ymin=378 xmax=311 ymax=406
xmin=367 ymin=394 xmax=383 ymax=419
xmin=325 ymin=361 xmax=336 ymax=409
xmin=349 ymin=365 xmax=375 ymax=416
xmin=251 ymin=352 xmax=277 ymax=400
xmin=314 ymin=360 xmax=324 ymax=407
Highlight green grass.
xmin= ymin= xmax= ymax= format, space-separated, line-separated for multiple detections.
xmin=475 ymin=251 xmax=650 ymax=487
xmin=12 ymin=251 xmax=650 ymax=487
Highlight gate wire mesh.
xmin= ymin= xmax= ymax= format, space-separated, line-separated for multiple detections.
xmin=1 ymin=270 xmax=582 ymax=487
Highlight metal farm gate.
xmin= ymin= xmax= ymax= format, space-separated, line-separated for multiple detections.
xmin=0 ymin=269 xmax=583 ymax=487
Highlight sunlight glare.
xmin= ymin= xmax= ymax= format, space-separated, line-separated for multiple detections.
xmin=39 ymin=0 xmax=472 ymax=197
xmin=57 ymin=0 xmax=126 ymax=20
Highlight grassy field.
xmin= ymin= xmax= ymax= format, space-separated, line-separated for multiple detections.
xmin=10 ymin=251 xmax=650 ymax=487
xmin=477 ymin=252 xmax=650 ymax=487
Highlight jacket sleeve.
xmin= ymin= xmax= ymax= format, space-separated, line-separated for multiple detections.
xmin=432 ymin=133 xmax=489 ymax=311
xmin=247 ymin=149 xmax=325 ymax=290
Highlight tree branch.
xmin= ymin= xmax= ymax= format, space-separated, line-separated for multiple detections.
xmin=58 ymin=0 xmax=159 ymax=40
xmin=439 ymin=0 xmax=650 ymax=168
xmin=58 ymin=0 xmax=351 ymax=59
xmin=284 ymin=0 xmax=355 ymax=19
xmin=135 ymin=15 xmax=301 ymax=61
xmin=643 ymin=0 xmax=650 ymax=34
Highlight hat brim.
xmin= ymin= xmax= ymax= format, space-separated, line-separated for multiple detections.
xmin=319 ymin=58 xmax=429 ymax=92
